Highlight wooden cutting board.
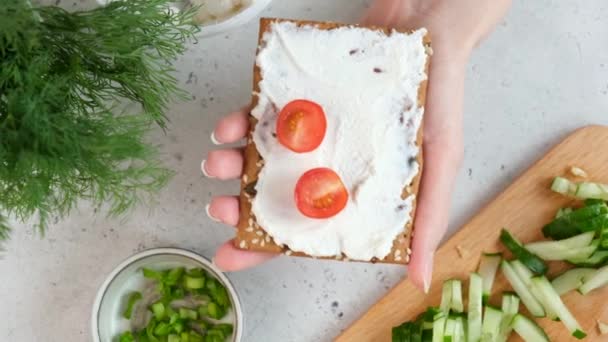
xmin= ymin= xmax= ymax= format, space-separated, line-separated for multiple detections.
xmin=337 ymin=126 xmax=608 ymax=342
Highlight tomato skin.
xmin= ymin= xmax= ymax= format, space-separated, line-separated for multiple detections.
xmin=276 ymin=100 xmax=327 ymax=153
xmin=294 ymin=168 xmax=349 ymax=219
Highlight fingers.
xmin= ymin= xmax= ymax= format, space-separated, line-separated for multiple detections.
xmin=408 ymin=142 xmax=462 ymax=293
xmin=214 ymin=240 xmax=277 ymax=271
xmin=211 ymin=109 xmax=249 ymax=145
xmin=202 ymin=149 xmax=244 ymax=180
xmin=206 ymin=196 xmax=240 ymax=226
xmin=408 ymin=57 xmax=467 ymax=293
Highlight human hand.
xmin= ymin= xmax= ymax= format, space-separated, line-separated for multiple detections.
xmin=363 ymin=0 xmax=511 ymax=292
xmin=202 ymin=109 xmax=278 ymax=271
xmin=204 ymin=0 xmax=511 ymax=281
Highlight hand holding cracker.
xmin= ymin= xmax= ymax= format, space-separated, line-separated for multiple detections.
xmin=203 ymin=0 xmax=511 ymax=294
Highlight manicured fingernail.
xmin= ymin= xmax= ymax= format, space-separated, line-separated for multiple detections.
xmin=211 ymin=257 xmax=227 ymax=272
xmin=205 ymin=203 xmax=220 ymax=222
xmin=201 ymin=159 xmax=215 ymax=178
xmin=423 ymin=254 xmax=434 ymax=294
xmin=210 ymin=131 xmax=221 ymax=145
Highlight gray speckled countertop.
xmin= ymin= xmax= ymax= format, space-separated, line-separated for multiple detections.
xmin=2 ymin=1 xmax=608 ymax=341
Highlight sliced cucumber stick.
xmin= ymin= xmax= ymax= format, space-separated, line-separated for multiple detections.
xmin=531 ymin=276 xmax=586 ymax=339
xmin=551 ymin=268 xmax=596 ymax=295
xmin=579 ymin=264 xmax=608 ymax=295
xmin=478 ymin=253 xmax=502 ymax=302
xmin=501 ymin=261 xmax=545 ymax=317
xmin=440 ymin=281 xmax=452 ymax=313
xmin=498 ymin=293 xmax=520 ymax=342
xmin=525 ymin=234 xmax=597 ymax=261
xmin=568 ymin=250 xmax=608 ymax=267
xmin=512 ymin=314 xmax=549 ymax=342
xmin=468 ymin=273 xmax=483 ymax=342
xmin=511 ymin=260 xmax=559 ymax=321
xmin=450 ymin=280 xmax=464 ymax=313
xmin=432 ymin=314 xmax=447 ymax=342
xmin=481 ymin=306 xmax=502 ymax=342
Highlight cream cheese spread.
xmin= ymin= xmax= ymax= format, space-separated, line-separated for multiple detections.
xmin=251 ymin=21 xmax=428 ymax=261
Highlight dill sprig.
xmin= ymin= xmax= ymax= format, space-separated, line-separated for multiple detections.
xmin=0 ymin=0 xmax=199 ymax=241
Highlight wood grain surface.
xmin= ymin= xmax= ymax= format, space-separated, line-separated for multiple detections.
xmin=337 ymin=126 xmax=608 ymax=342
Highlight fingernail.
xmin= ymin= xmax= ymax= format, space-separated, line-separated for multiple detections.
xmin=423 ymin=254 xmax=434 ymax=294
xmin=211 ymin=257 xmax=227 ymax=272
xmin=210 ymin=131 xmax=221 ymax=145
xmin=205 ymin=203 xmax=220 ymax=222
xmin=201 ymin=160 xmax=215 ymax=178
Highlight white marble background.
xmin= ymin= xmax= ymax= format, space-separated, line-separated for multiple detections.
xmin=2 ymin=0 xmax=608 ymax=341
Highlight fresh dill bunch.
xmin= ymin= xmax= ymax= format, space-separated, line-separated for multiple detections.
xmin=0 ymin=0 xmax=199 ymax=241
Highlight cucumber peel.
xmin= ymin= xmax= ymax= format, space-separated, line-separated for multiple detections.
xmin=500 ymin=229 xmax=548 ymax=275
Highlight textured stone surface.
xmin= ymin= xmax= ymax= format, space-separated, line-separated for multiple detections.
xmin=2 ymin=1 xmax=608 ymax=341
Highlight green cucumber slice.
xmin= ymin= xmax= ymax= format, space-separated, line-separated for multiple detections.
xmin=440 ymin=281 xmax=452 ymax=313
xmin=511 ymin=314 xmax=550 ymax=342
xmin=450 ymin=280 xmax=464 ymax=313
xmin=575 ymin=182 xmax=608 ymax=200
xmin=527 ymin=231 xmax=594 ymax=250
xmin=481 ymin=306 xmax=502 ymax=342
xmin=500 ymin=261 xmax=545 ymax=317
xmin=392 ymin=322 xmax=411 ymax=342
xmin=551 ymin=177 xmax=576 ymax=196
xmin=510 ymin=260 xmax=559 ymax=321
xmin=579 ymin=264 xmax=608 ymax=295
xmin=411 ymin=321 xmax=423 ymax=342
xmin=467 ymin=273 xmax=483 ymax=342
xmin=432 ymin=314 xmax=447 ymax=342
xmin=551 ymin=268 xmax=596 ymax=295
xmin=453 ymin=317 xmax=466 ymax=342
xmin=444 ymin=318 xmax=457 ymax=342
xmin=531 ymin=276 xmax=586 ymax=339
xmin=478 ymin=253 xmax=502 ymax=302
xmin=568 ymin=250 xmax=608 ymax=267
xmin=524 ymin=233 xmax=597 ymax=261
xmin=500 ymin=229 xmax=547 ymax=275
xmin=498 ymin=293 xmax=520 ymax=342
xmin=543 ymin=204 xmax=608 ymax=240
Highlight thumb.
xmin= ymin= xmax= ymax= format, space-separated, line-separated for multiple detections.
xmin=408 ymin=57 xmax=466 ymax=293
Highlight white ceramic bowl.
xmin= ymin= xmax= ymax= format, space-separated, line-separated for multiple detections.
xmin=91 ymin=248 xmax=243 ymax=342
xmin=95 ymin=0 xmax=272 ymax=38
xmin=195 ymin=0 xmax=273 ymax=38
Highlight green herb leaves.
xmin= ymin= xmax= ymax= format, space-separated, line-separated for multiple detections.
xmin=0 ymin=0 xmax=198 ymax=240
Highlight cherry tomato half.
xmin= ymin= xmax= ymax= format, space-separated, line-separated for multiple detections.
xmin=276 ymin=99 xmax=327 ymax=153
xmin=294 ymin=168 xmax=349 ymax=219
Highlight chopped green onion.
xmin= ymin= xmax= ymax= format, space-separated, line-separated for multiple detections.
xmin=179 ymin=308 xmax=198 ymax=320
xmin=122 ymin=291 xmax=142 ymax=319
xmin=154 ymin=321 xmax=171 ymax=336
xmin=166 ymin=267 xmax=185 ymax=285
xmin=184 ymin=275 xmax=206 ymax=290
xmin=168 ymin=334 xmax=180 ymax=342
xmin=205 ymin=302 xmax=225 ymax=320
xmin=151 ymin=302 xmax=166 ymax=321
xmin=143 ymin=268 xmax=164 ymax=280
xmin=119 ymin=331 xmax=135 ymax=342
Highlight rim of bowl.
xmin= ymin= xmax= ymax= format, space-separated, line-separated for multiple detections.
xmin=94 ymin=0 xmax=272 ymax=38
xmin=91 ymin=248 xmax=243 ymax=342
xmin=195 ymin=0 xmax=273 ymax=38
